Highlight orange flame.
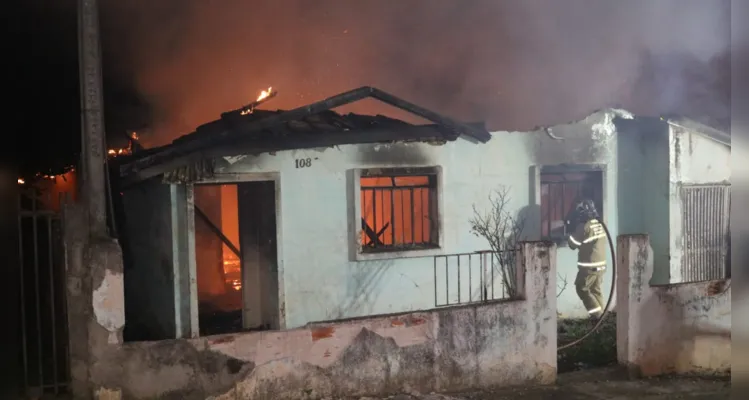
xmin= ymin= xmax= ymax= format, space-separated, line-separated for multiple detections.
xmin=18 ymin=167 xmax=77 ymax=186
xmin=240 ymin=86 xmax=274 ymax=115
xmin=257 ymin=86 xmax=272 ymax=102
xmin=107 ymin=131 xmax=139 ymax=158
xmin=108 ymin=148 xmax=129 ymax=156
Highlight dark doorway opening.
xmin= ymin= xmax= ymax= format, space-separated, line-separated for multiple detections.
xmin=194 ymin=181 xmax=279 ymax=335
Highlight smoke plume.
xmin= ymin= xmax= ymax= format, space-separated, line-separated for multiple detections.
xmin=99 ymin=0 xmax=729 ymax=146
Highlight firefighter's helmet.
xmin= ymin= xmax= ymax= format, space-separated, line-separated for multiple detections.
xmin=575 ymin=199 xmax=599 ymax=220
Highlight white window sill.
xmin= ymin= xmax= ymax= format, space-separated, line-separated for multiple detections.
xmin=354 ymin=247 xmax=443 ymax=262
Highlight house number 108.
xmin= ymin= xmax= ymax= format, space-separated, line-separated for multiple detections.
xmin=295 ymin=158 xmax=312 ymax=168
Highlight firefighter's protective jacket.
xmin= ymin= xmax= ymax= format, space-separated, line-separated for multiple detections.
xmin=568 ymin=219 xmax=607 ymax=268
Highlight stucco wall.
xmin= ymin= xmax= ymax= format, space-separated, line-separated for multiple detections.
xmin=121 ymin=180 xmax=179 ymax=341
xmin=667 ymin=126 xmax=731 ymax=283
xmin=616 ymin=235 xmax=730 ymax=377
xmin=214 ymin=110 xmax=626 ymax=325
xmin=616 ymin=118 xmax=671 ymax=284
xmin=88 ymin=242 xmax=556 ymax=400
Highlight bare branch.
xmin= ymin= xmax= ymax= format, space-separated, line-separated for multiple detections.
xmin=469 ymin=186 xmax=525 ymax=298
xmin=557 ymin=273 xmax=568 ymax=298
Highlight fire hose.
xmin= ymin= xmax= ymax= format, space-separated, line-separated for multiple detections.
xmin=558 ymin=219 xmax=616 ymax=351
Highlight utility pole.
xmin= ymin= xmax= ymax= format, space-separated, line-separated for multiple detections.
xmin=77 ymin=0 xmax=108 ymax=238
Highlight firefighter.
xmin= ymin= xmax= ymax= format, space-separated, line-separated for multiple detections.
xmin=567 ymin=199 xmax=607 ymax=320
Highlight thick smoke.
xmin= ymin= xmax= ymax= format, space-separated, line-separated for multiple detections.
xmin=99 ymin=0 xmax=729 ymax=146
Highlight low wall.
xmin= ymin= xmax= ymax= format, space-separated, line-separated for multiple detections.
xmin=616 ymin=234 xmax=731 ymax=377
xmin=84 ymin=242 xmax=556 ymax=399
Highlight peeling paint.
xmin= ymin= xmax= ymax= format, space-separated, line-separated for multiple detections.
xmin=209 ymin=335 xmax=236 ymax=345
xmin=81 ymin=242 xmax=557 ymax=399
xmin=311 ymin=326 xmax=336 ymax=341
xmin=92 ymin=269 xmax=125 ymax=344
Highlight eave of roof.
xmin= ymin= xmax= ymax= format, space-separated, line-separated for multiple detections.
xmin=116 ymin=86 xmax=491 ymax=185
xmin=662 ymin=116 xmax=731 ymax=147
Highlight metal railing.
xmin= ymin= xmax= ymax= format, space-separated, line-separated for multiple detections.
xmin=360 ymin=182 xmax=438 ymax=251
xmin=18 ymin=189 xmax=70 ymax=397
xmin=433 ymin=249 xmax=522 ymax=307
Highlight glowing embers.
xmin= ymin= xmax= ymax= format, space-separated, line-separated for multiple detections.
xmin=223 ymin=257 xmax=241 ymax=291
xmin=107 ymin=131 xmax=140 ymax=158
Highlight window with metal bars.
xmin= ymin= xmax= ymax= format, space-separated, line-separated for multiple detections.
xmin=679 ymin=183 xmax=731 ymax=283
xmin=359 ymin=167 xmax=439 ymax=253
xmin=540 ymin=169 xmax=603 ymax=242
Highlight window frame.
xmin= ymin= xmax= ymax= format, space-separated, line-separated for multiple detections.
xmin=351 ymin=166 xmax=444 ymax=261
xmin=538 ymin=164 xmax=606 ymax=244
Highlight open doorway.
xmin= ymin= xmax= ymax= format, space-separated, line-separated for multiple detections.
xmin=539 ymin=166 xmax=616 ymax=372
xmin=193 ymin=181 xmax=279 ymax=335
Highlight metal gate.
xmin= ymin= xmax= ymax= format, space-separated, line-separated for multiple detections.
xmin=18 ymin=188 xmax=70 ymax=397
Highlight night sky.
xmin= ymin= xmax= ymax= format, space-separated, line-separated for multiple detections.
xmin=10 ymin=1 xmax=730 ymax=177
xmin=10 ymin=1 xmax=150 ymax=178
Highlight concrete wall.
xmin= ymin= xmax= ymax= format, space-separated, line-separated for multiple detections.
xmin=121 ymin=180 xmax=179 ymax=341
xmin=617 ymin=235 xmax=731 ymax=377
xmin=616 ymin=118 xmax=671 ymax=284
xmin=667 ymin=126 xmax=731 ymax=283
xmin=212 ymin=110 xmax=628 ymax=324
xmin=85 ymin=242 xmax=556 ymax=399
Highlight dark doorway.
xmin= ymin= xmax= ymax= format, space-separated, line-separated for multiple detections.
xmin=238 ymin=181 xmax=280 ymax=331
xmin=194 ymin=181 xmax=279 ymax=335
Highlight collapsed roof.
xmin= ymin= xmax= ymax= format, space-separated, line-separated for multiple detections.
xmin=114 ymin=86 xmax=491 ymax=185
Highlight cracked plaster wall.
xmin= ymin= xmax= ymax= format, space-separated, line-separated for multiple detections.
xmin=616 ymin=235 xmax=731 ymax=377
xmin=83 ymin=242 xmax=555 ymax=400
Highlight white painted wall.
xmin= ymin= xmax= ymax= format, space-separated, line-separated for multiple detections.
xmin=617 ymin=235 xmax=730 ymax=377
xmin=204 ymin=110 xmax=629 ymax=327
xmin=667 ymin=126 xmax=731 ymax=283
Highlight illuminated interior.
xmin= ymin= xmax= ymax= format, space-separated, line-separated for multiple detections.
xmin=193 ymin=184 xmax=242 ymax=316
xmin=359 ymin=175 xmax=435 ymax=249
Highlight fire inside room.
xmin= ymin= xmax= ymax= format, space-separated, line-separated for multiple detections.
xmin=359 ymin=169 xmax=439 ymax=252
xmin=193 ymin=181 xmax=278 ymax=335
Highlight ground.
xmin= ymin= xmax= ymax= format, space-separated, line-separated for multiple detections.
xmin=353 ymin=368 xmax=731 ymax=399
xmin=557 ymin=314 xmax=617 ymax=373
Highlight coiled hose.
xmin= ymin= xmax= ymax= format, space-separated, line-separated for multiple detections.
xmin=558 ymin=220 xmax=616 ymax=351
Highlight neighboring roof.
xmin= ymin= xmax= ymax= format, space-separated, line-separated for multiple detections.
xmin=535 ymin=108 xmax=730 ymax=148
xmin=115 ymin=86 xmax=490 ymax=185
xmin=661 ymin=116 xmax=731 ymax=147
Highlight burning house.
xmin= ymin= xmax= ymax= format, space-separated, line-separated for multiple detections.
xmin=38 ymin=85 xmax=728 ymax=399
xmin=110 ymin=86 xmax=731 ymax=341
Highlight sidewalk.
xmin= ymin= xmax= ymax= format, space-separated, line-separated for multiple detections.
xmin=354 ymin=367 xmax=731 ymax=399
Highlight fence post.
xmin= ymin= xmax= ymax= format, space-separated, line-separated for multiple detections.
xmin=518 ymin=241 xmax=557 ymax=382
